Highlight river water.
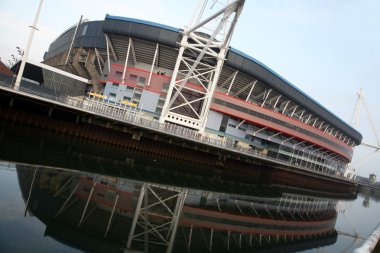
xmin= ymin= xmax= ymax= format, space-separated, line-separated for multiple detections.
xmin=0 ymin=124 xmax=379 ymax=253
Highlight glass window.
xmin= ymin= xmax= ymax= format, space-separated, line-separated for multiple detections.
xmin=115 ymin=71 xmax=122 ymax=76
xmin=130 ymin=74 xmax=137 ymax=80
xmin=126 ymin=86 xmax=134 ymax=91
xmin=155 ymin=107 xmax=162 ymax=114
xmin=112 ymin=83 xmax=119 ymax=88
xmin=109 ymin=93 xmax=116 ymax=102
xmin=137 ymin=76 xmax=146 ymax=86
xmin=123 ymin=96 xmax=131 ymax=101
xmin=162 ymin=83 xmax=169 ymax=92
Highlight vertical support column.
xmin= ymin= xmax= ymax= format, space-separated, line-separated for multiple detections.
xmin=78 ymin=183 xmax=96 ymax=227
xmin=105 ymin=34 xmax=111 ymax=74
xmin=147 ymin=43 xmax=159 ymax=86
xmin=282 ymin=100 xmax=290 ymax=114
xmin=261 ymin=89 xmax=272 ymax=107
xmin=53 ymin=175 xmax=74 ymax=198
xmin=199 ymin=47 xmax=226 ymax=132
xmin=187 ymin=225 xmax=193 ymax=252
xmin=104 ymin=194 xmax=119 ymax=237
xmin=273 ymin=95 xmax=282 ymax=109
xmin=127 ymin=183 xmax=147 ymax=249
xmin=226 ymin=71 xmax=238 ymax=95
xmin=24 ymin=167 xmax=38 ymax=216
xmin=159 ymin=0 xmax=245 ymax=131
xmin=227 ymin=230 xmax=230 ymax=250
xmin=65 ymin=15 xmax=83 ymax=65
xmin=166 ymin=190 xmax=188 ymax=253
xmin=55 ymin=183 xmax=79 ymax=217
xmin=159 ymin=39 xmax=186 ymax=124
xmin=121 ymin=37 xmax=132 ymax=83
xmin=291 ymin=106 xmax=298 ymax=117
xmin=209 ymin=228 xmax=214 ymax=252
xmin=94 ymin=48 xmax=103 ymax=75
xmin=246 ymin=80 xmax=257 ymax=102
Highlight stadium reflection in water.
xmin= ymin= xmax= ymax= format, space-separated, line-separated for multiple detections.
xmin=0 ymin=123 xmax=352 ymax=253
xmin=14 ymin=164 xmax=338 ymax=253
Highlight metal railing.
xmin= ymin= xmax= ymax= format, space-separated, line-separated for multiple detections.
xmin=0 ymin=81 xmax=356 ymax=182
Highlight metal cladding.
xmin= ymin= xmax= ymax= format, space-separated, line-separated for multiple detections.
xmin=102 ymin=15 xmax=180 ymax=48
xmin=44 ymin=21 xmax=106 ymax=60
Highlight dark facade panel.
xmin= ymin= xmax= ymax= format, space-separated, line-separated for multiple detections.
xmin=44 ymin=21 xmax=106 ymax=60
xmin=103 ymin=15 xmax=180 ymax=48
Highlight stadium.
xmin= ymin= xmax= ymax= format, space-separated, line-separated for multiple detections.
xmin=39 ymin=13 xmax=361 ymax=178
xmin=17 ymin=165 xmax=338 ymax=253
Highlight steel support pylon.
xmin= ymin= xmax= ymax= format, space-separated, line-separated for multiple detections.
xmin=126 ymin=184 xmax=188 ymax=253
xmin=159 ymin=0 xmax=245 ymax=131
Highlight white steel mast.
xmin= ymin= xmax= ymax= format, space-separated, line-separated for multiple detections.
xmin=160 ymin=0 xmax=245 ymax=132
xmin=14 ymin=0 xmax=44 ymax=90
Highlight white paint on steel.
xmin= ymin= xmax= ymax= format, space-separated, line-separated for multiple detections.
xmin=121 ymin=37 xmax=132 ymax=84
xmin=14 ymin=0 xmax=44 ymax=90
xmin=65 ymin=15 xmax=83 ymax=65
xmin=159 ymin=0 xmax=245 ymax=131
xmin=147 ymin=43 xmax=159 ymax=86
xmin=27 ymin=60 xmax=89 ymax=83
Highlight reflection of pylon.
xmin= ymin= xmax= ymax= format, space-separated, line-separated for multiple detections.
xmin=350 ymin=89 xmax=380 ymax=169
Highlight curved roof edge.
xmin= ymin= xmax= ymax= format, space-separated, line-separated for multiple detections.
xmin=103 ymin=14 xmax=180 ymax=48
xmin=227 ymin=47 xmax=362 ymax=144
xmin=44 ymin=15 xmax=362 ymax=144
xmin=102 ymin=15 xmax=362 ymax=143
xmin=105 ymin=14 xmax=180 ymax=33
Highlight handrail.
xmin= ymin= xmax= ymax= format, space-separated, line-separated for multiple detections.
xmin=0 ymin=81 xmax=357 ymax=182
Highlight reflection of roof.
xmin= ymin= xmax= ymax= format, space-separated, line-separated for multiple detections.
xmin=75 ymin=177 xmax=337 ymax=237
xmin=17 ymin=166 xmax=338 ymax=253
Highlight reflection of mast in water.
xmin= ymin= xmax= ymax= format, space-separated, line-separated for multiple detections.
xmin=17 ymin=165 xmax=339 ymax=253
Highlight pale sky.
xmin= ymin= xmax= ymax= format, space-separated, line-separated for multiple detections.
xmin=0 ymin=0 xmax=379 ymax=177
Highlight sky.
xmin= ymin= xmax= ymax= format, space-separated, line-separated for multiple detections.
xmin=0 ymin=0 xmax=379 ymax=177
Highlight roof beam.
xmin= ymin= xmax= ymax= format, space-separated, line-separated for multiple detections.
xmin=261 ymin=89 xmax=272 ymax=107
xmin=273 ymin=95 xmax=282 ymax=109
xmin=225 ymin=70 xmax=238 ymax=94
xmin=246 ymin=80 xmax=257 ymax=102
xmin=105 ymin=34 xmax=117 ymax=62
xmin=233 ymin=79 xmax=256 ymax=97
xmin=130 ymin=38 xmax=138 ymax=65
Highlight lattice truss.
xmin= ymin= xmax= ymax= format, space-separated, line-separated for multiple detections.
xmin=127 ymin=184 xmax=188 ymax=253
xmin=160 ymin=0 xmax=245 ymax=131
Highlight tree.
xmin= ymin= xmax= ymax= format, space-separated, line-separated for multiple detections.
xmin=6 ymin=46 xmax=24 ymax=68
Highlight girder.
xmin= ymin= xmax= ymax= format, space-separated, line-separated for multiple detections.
xmin=160 ymin=0 xmax=245 ymax=131
xmin=126 ymin=184 xmax=188 ymax=253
